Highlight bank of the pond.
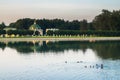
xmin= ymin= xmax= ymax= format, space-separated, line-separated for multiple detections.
xmin=0 ymin=37 xmax=120 ymax=42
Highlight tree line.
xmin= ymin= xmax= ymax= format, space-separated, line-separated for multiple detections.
xmin=93 ymin=9 xmax=120 ymax=31
xmin=0 ymin=9 xmax=120 ymax=36
xmin=8 ymin=18 xmax=89 ymax=31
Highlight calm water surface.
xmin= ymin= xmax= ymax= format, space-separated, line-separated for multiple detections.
xmin=0 ymin=41 xmax=120 ymax=80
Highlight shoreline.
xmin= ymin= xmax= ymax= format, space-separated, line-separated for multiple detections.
xmin=0 ymin=37 xmax=120 ymax=42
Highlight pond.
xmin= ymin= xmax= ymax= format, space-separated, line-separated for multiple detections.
xmin=0 ymin=40 xmax=120 ymax=80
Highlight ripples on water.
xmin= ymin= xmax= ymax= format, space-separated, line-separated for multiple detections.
xmin=0 ymin=41 xmax=120 ymax=80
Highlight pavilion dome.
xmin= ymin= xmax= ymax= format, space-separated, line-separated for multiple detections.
xmin=29 ymin=21 xmax=41 ymax=30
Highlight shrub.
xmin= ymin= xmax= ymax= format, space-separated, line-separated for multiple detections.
xmin=47 ymin=30 xmax=120 ymax=37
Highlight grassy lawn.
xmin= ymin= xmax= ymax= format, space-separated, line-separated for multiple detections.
xmin=0 ymin=35 xmax=109 ymax=38
xmin=0 ymin=36 xmax=120 ymax=38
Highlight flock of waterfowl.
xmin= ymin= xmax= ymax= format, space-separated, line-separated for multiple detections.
xmin=65 ymin=61 xmax=104 ymax=69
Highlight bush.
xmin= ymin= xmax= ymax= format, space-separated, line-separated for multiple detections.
xmin=6 ymin=30 xmax=34 ymax=36
xmin=47 ymin=30 xmax=120 ymax=37
xmin=0 ymin=30 xmax=6 ymax=35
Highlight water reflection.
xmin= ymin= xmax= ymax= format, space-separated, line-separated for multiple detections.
xmin=0 ymin=40 xmax=120 ymax=80
xmin=0 ymin=41 xmax=120 ymax=59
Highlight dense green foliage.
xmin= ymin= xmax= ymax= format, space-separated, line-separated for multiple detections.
xmin=0 ymin=30 xmax=6 ymax=35
xmin=0 ymin=22 xmax=6 ymax=30
xmin=0 ymin=30 xmax=41 ymax=36
xmin=47 ymin=30 xmax=120 ymax=36
xmin=9 ymin=18 xmax=33 ymax=29
xmin=6 ymin=30 xmax=34 ymax=35
xmin=93 ymin=9 xmax=120 ymax=31
xmin=8 ymin=18 xmax=87 ymax=30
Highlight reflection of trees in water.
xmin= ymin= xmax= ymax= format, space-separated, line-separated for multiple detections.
xmin=0 ymin=41 xmax=120 ymax=59
xmin=91 ymin=41 xmax=120 ymax=59
xmin=39 ymin=41 xmax=87 ymax=53
xmin=0 ymin=42 xmax=6 ymax=50
xmin=7 ymin=42 xmax=35 ymax=53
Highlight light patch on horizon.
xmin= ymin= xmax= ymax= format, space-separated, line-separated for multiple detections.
xmin=0 ymin=0 xmax=120 ymax=25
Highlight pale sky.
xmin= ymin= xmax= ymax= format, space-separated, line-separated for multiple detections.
xmin=0 ymin=0 xmax=120 ymax=25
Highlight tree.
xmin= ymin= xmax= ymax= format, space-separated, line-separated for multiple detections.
xmin=80 ymin=19 xmax=88 ymax=31
xmin=93 ymin=9 xmax=120 ymax=31
xmin=0 ymin=22 xmax=6 ymax=30
xmin=9 ymin=18 xmax=34 ymax=29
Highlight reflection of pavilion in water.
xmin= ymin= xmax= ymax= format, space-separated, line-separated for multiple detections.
xmin=0 ymin=41 xmax=120 ymax=59
xmin=1 ymin=40 xmax=49 ymax=53
xmin=32 ymin=40 xmax=45 ymax=53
